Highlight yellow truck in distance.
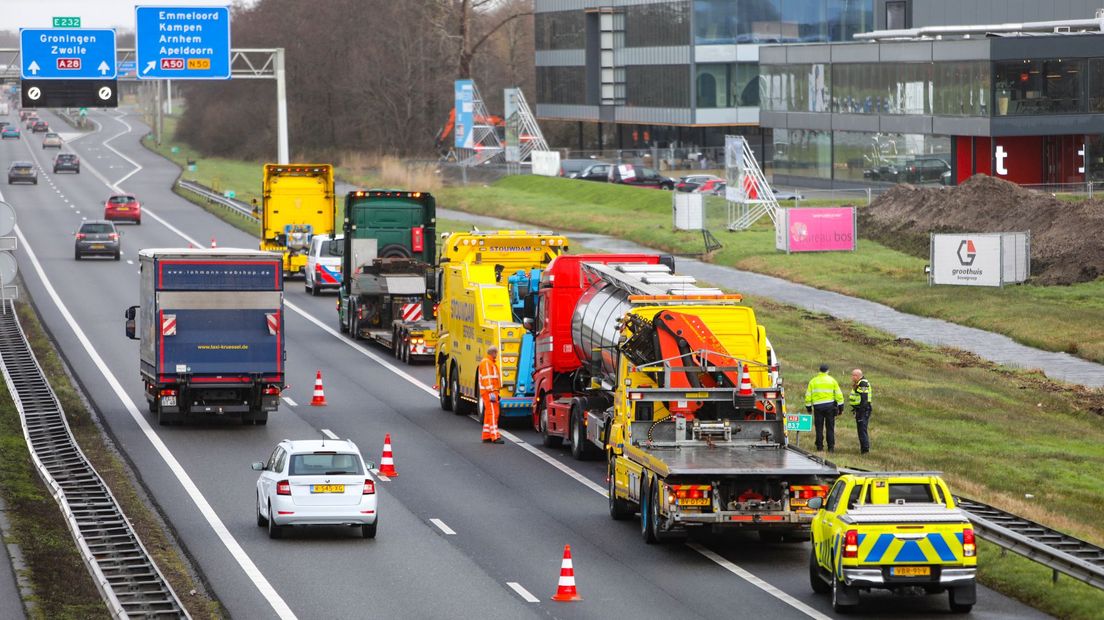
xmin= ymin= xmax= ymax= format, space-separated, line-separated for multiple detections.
xmin=435 ymin=230 xmax=568 ymax=420
xmin=261 ymin=164 xmax=335 ymax=278
xmin=807 ymin=472 xmax=977 ymax=613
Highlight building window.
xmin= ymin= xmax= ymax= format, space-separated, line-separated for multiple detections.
xmin=993 ymin=59 xmax=1085 ymax=116
xmin=829 ymin=0 xmax=874 ymax=42
xmin=1090 ymin=59 xmax=1104 ymax=112
xmin=933 ymin=61 xmax=989 ymax=117
xmin=535 ymin=11 xmax=585 ymax=50
xmin=627 ymin=65 xmax=690 ymax=107
xmin=738 ymin=0 xmax=783 ymax=43
xmin=773 ymin=128 xmax=831 ymax=180
xmin=885 ymin=1 xmax=906 ymax=30
xmin=832 ymin=131 xmax=950 ymax=184
xmin=694 ymin=0 xmax=740 ymax=45
xmin=536 ymin=67 xmax=587 ymax=105
xmin=697 ymin=63 xmax=761 ymax=107
xmin=761 ymin=63 xmax=830 ymax=112
xmin=781 ymin=0 xmax=828 ymax=43
xmin=625 ymin=2 xmax=691 ymax=48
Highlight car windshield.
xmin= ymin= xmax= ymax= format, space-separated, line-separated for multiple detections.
xmin=80 ymin=223 xmax=114 ymax=234
xmin=58 ymin=155 xmax=76 ymax=161
xmin=109 ymin=196 xmax=136 ymax=204
xmin=288 ymin=452 xmax=363 ymax=476
xmin=11 ymin=165 xmax=31 ymax=172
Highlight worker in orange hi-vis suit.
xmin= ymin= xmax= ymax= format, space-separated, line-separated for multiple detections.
xmin=479 ymin=346 xmax=504 ymax=444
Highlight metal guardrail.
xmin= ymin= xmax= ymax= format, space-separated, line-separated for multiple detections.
xmin=955 ymin=497 xmax=1104 ymax=589
xmin=176 ymin=179 xmax=259 ymax=223
xmin=0 ymin=301 xmax=189 ymax=618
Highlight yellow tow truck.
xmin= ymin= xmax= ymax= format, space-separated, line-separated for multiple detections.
xmin=807 ymin=472 xmax=977 ymax=613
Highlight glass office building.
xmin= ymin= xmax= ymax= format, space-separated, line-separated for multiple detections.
xmin=761 ymin=30 xmax=1104 ymax=187
xmin=534 ymin=0 xmax=875 ymax=152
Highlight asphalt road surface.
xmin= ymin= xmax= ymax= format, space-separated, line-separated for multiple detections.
xmin=0 ymin=107 xmax=1051 ymax=619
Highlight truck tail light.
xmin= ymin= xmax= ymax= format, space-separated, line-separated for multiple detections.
xmin=263 ymin=386 xmax=281 ymax=396
xmin=963 ymin=528 xmax=976 ymax=557
xmin=158 ymin=388 xmax=177 ymax=397
xmin=276 ymin=480 xmax=291 ymax=496
xmin=363 ymin=479 xmax=376 ymax=495
xmin=843 ymin=529 xmax=859 ymax=558
xmin=411 ymin=226 xmax=425 ymax=253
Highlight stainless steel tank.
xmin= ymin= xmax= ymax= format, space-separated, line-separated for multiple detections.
xmin=571 ymin=280 xmax=634 ymax=381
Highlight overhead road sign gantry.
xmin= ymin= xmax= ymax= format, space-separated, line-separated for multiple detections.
xmin=20 ymin=28 xmax=117 ymax=80
xmin=135 ymin=6 xmax=231 ymax=79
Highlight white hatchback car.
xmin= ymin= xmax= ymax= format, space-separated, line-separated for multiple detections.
xmin=252 ymin=439 xmax=378 ymax=539
xmin=304 ymin=234 xmax=343 ymax=295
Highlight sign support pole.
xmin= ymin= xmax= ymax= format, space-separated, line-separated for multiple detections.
xmin=166 ymin=79 xmax=172 ymax=115
xmin=155 ymin=78 xmax=163 ymax=145
xmin=275 ymin=47 xmax=288 ymax=164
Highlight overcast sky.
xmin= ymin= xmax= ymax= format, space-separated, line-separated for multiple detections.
xmin=0 ymin=1 xmax=250 ymax=30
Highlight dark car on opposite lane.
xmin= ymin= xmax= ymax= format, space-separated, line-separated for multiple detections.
xmin=74 ymin=220 xmax=121 ymax=260
xmin=608 ymin=163 xmax=675 ymax=190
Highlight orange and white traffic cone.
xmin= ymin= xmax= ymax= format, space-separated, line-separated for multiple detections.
xmin=310 ymin=370 xmax=327 ymax=406
xmin=550 ymin=544 xmax=582 ymax=602
xmin=210 ymin=235 xmax=217 ymax=249
xmin=738 ymin=364 xmax=754 ymax=398
xmin=378 ymin=434 xmax=398 ymax=477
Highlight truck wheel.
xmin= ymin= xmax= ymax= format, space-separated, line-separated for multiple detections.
xmin=438 ymin=361 xmax=453 ymax=411
xmin=349 ymin=304 xmax=361 ymax=340
xmin=640 ymin=479 xmax=657 ymax=544
xmin=570 ymin=399 xmax=600 ymax=461
xmin=450 ymin=367 xmax=471 ymax=415
xmin=948 ymin=587 xmax=974 ymax=614
xmin=608 ymin=460 xmax=632 ymax=520
xmin=809 ymin=548 xmax=830 ymax=593
xmin=539 ymin=396 xmax=562 ymax=448
xmin=338 ymin=302 xmax=349 ymax=333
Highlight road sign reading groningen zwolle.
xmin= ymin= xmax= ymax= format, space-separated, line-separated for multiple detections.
xmin=20 ymin=28 xmax=117 ymax=80
xmin=135 ymin=6 xmax=232 ymax=79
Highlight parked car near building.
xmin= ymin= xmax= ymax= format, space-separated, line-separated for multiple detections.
xmin=608 ymin=163 xmax=675 ymax=190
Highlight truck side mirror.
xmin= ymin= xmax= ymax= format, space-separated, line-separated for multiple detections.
xmin=124 ymin=305 xmax=139 ymax=340
xmin=807 ymin=497 xmax=823 ymax=510
xmin=522 ymin=317 xmax=534 ymax=331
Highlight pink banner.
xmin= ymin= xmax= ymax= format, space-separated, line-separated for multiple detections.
xmin=785 ymin=207 xmax=855 ymax=252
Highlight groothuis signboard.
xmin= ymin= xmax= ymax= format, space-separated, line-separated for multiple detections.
xmin=930 ymin=233 xmax=1030 ymax=287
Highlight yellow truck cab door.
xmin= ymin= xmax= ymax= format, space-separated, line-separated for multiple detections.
xmin=816 ymin=479 xmax=848 ymax=568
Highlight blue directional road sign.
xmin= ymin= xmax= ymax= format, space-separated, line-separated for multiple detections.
xmin=135 ymin=6 xmax=231 ymax=80
xmin=20 ymin=28 xmax=118 ymax=80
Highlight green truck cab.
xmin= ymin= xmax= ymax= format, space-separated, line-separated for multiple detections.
xmin=807 ymin=472 xmax=977 ymax=613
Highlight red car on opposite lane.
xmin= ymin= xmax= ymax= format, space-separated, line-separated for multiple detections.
xmin=104 ymin=194 xmax=142 ymax=225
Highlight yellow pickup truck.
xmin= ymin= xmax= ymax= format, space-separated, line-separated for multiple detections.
xmin=807 ymin=472 xmax=977 ymax=613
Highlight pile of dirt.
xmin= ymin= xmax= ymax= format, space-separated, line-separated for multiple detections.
xmin=860 ymin=175 xmax=1104 ymax=284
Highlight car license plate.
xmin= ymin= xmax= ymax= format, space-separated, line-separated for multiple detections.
xmin=90 ymin=244 xmax=104 ymax=249
xmin=161 ymin=396 xmax=176 ymax=407
xmin=679 ymin=498 xmax=710 ymax=506
xmin=892 ymin=566 xmax=931 ymax=577
xmin=311 ymin=484 xmax=345 ymax=493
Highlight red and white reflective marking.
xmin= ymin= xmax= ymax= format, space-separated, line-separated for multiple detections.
xmin=401 ymin=303 xmax=423 ymax=321
xmin=266 ymin=312 xmax=280 ymax=335
xmin=162 ymin=314 xmax=177 ymax=336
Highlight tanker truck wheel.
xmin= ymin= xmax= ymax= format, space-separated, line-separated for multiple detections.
xmin=570 ymin=398 xmax=601 ymax=461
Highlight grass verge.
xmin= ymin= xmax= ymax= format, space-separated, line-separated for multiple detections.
xmin=10 ymin=295 xmax=222 ymax=619
xmin=437 ymin=176 xmax=1104 ymax=364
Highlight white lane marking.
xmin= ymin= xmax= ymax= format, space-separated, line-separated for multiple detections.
xmin=126 ymin=260 xmax=134 ymax=265
xmin=320 ymin=429 xmax=339 ymax=440
xmin=506 ymin=582 xmax=539 ymax=603
xmin=505 ymin=582 xmax=538 ymax=600
xmin=281 ymin=396 xmax=298 ymax=407
xmin=688 ymin=543 xmax=831 ymax=620
xmin=12 ymin=225 xmax=298 ymax=620
xmin=95 ymin=115 xmax=821 ymax=616
xmin=369 ymin=468 xmax=391 ymax=482
xmin=429 ymin=518 xmax=456 ymax=536
xmin=102 ymin=112 xmax=143 ymax=186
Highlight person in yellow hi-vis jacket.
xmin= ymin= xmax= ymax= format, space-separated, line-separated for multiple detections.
xmin=805 ymin=363 xmax=844 ymax=452
xmin=478 ymin=346 xmax=504 ymax=444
